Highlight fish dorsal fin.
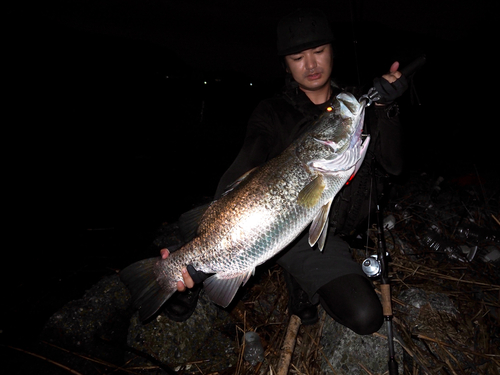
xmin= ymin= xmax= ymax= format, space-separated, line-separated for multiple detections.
xmin=178 ymin=203 xmax=211 ymax=241
xmin=203 ymin=270 xmax=253 ymax=308
xmin=297 ymin=175 xmax=325 ymax=208
xmin=308 ymin=198 xmax=333 ymax=250
xmin=222 ymin=167 xmax=259 ymax=196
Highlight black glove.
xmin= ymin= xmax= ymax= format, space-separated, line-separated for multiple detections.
xmin=373 ymin=75 xmax=408 ymax=104
xmin=187 ymin=264 xmax=210 ymax=284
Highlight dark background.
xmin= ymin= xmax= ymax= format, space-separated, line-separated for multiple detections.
xmin=3 ymin=0 xmax=497 ymax=353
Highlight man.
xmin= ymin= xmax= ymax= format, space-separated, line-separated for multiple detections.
xmin=161 ymin=8 xmax=406 ymax=334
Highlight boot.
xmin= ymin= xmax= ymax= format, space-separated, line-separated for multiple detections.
xmin=283 ymin=270 xmax=318 ymax=325
xmin=162 ymin=283 xmax=202 ymax=322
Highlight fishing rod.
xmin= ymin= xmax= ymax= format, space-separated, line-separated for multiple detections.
xmin=360 ymin=54 xmax=426 ymax=375
xmin=360 ymin=54 xmax=426 ymax=105
xmin=359 ymin=157 xmax=398 ymax=374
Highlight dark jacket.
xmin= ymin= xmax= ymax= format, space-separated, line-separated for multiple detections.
xmin=214 ymin=80 xmax=403 ymax=236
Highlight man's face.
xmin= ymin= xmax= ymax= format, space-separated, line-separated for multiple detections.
xmin=284 ymin=44 xmax=333 ymax=93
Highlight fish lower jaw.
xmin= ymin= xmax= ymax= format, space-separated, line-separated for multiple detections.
xmin=308 ymin=138 xmax=365 ymax=174
xmin=308 ymin=160 xmax=355 ymax=175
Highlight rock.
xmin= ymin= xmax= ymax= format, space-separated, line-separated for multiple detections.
xmin=125 ymin=290 xmax=238 ymax=374
xmin=397 ymin=287 xmax=458 ymax=322
xmin=41 ymin=274 xmax=131 ymax=345
xmin=320 ymin=307 xmax=403 ymax=375
xmin=39 ymin=274 xmax=134 ymax=373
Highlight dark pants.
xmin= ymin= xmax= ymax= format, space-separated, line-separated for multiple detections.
xmin=277 ymin=229 xmax=383 ymax=334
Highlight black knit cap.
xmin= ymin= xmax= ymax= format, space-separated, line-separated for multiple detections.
xmin=276 ymin=8 xmax=334 ymax=56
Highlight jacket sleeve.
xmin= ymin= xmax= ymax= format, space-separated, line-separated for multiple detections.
xmin=367 ymin=106 xmax=404 ymax=176
xmin=214 ymin=101 xmax=275 ymax=199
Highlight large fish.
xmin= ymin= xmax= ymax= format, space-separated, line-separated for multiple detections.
xmin=120 ymin=92 xmax=370 ymax=321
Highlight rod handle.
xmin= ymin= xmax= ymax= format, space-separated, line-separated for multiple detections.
xmin=381 ymin=284 xmax=393 ymax=316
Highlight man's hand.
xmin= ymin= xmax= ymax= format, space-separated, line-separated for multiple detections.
xmin=373 ymin=61 xmax=408 ymax=105
xmin=160 ymin=248 xmax=195 ymax=291
xmin=382 ymin=61 xmax=402 ymax=83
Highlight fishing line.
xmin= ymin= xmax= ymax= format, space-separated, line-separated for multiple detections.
xmin=366 ymin=173 xmax=373 ymax=258
xmin=349 ymin=0 xmax=362 ymax=87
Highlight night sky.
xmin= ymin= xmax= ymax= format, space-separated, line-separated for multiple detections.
xmin=4 ymin=0 xmax=497 ymax=317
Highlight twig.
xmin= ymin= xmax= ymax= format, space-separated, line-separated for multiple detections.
xmin=277 ymin=314 xmax=301 ymax=375
xmin=41 ymin=340 xmax=143 ymax=374
xmin=358 ymin=362 xmax=375 ymax=375
xmin=236 ymin=311 xmax=247 ymax=374
xmin=319 ymin=348 xmax=338 ymax=375
xmin=3 ymin=344 xmax=84 ymax=375
xmin=417 ymin=334 xmax=499 ymax=359
xmin=492 ymin=214 xmax=500 ymax=227
xmin=392 ymin=262 xmax=500 ymax=289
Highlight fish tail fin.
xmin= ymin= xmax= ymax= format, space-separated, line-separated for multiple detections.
xmin=119 ymin=258 xmax=176 ymax=322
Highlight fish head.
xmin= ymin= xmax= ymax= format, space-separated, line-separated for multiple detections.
xmin=303 ymin=92 xmax=370 ymax=175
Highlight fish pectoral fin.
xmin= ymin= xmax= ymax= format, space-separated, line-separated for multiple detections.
xmin=297 ymin=175 xmax=326 ymax=208
xmin=203 ymin=270 xmax=253 ymax=308
xmin=308 ymin=198 xmax=333 ymax=250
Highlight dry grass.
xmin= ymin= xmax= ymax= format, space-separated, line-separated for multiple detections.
xmin=226 ymin=265 xmax=326 ymax=375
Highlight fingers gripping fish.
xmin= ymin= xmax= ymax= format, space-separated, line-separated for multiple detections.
xmin=120 ymin=92 xmax=370 ymax=321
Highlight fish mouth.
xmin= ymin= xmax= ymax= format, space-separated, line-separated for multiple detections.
xmin=308 ymin=94 xmax=369 ymax=174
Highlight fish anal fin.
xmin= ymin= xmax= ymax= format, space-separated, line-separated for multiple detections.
xmin=203 ymin=270 xmax=253 ymax=308
xmin=317 ymin=214 xmax=329 ymax=251
xmin=308 ymin=198 xmax=333 ymax=249
xmin=297 ymin=175 xmax=325 ymax=208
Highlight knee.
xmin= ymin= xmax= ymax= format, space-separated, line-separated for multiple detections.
xmin=348 ymin=303 xmax=384 ymax=335
xmin=318 ymin=274 xmax=384 ymax=335
xmin=320 ymin=294 xmax=384 ymax=335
